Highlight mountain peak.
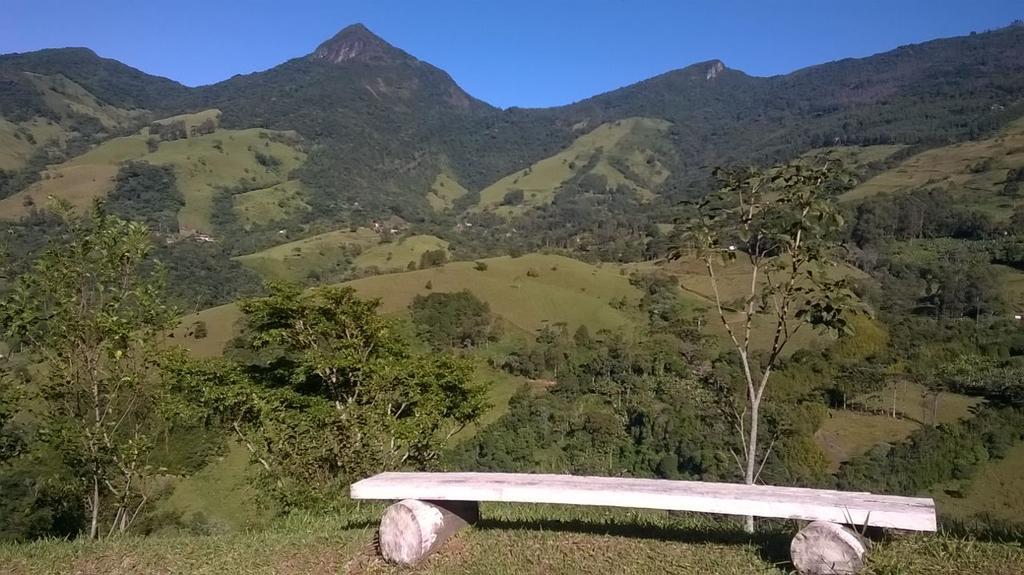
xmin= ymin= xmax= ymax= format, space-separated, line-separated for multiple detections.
xmin=312 ymin=23 xmax=412 ymax=65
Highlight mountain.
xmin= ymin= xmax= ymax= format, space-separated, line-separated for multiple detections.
xmin=1 ymin=22 xmax=1024 ymax=287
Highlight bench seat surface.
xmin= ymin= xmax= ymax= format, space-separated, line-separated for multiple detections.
xmin=350 ymin=472 xmax=936 ymax=531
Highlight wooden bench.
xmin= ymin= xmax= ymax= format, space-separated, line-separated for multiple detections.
xmin=351 ymin=471 xmax=937 ymax=574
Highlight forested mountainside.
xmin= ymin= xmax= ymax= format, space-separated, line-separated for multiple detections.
xmin=3 ymin=24 xmax=1024 ymax=227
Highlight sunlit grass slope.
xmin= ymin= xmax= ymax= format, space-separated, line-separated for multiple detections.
xmin=476 ymin=117 xmax=671 ymax=216
xmin=839 ymin=116 xmax=1024 ymax=219
xmin=0 ymin=110 xmax=306 ymax=233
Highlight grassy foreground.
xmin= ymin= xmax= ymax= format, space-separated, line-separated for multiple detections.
xmin=1 ymin=504 xmax=1021 ymax=575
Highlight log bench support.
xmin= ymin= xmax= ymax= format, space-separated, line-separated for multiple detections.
xmin=790 ymin=521 xmax=868 ymax=575
xmin=378 ymin=499 xmax=478 ymax=565
xmin=353 ymin=472 xmax=934 ymax=572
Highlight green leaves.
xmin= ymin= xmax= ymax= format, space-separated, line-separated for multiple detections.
xmin=170 ymin=283 xmax=487 ymax=510
xmin=0 ymin=208 xmax=177 ymax=537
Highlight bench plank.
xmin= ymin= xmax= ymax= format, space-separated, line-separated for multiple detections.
xmin=351 ymin=472 xmax=937 ymax=531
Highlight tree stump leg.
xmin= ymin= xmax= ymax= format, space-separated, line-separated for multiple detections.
xmin=791 ymin=521 xmax=868 ymax=575
xmin=378 ymin=499 xmax=479 ymax=565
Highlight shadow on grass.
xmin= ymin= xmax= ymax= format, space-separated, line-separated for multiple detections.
xmin=474 ymin=515 xmax=794 ymax=570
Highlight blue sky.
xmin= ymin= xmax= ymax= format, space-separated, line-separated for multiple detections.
xmin=2 ymin=0 xmax=1021 ymax=108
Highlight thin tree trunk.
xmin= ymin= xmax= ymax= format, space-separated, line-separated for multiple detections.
xmin=89 ymin=475 xmax=99 ymax=539
xmin=743 ymin=395 xmax=760 ymax=533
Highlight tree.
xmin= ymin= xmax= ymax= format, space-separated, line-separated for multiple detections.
xmin=419 ymin=249 xmax=447 ymax=269
xmin=164 ymin=283 xmax=487 ymax=509
xmin=1 ymin=210 xmax=175 ymax=539
xmin=501 ymin=188 xmax=525 ymax=206
xmin=105 ymin=162 xmax=183 ymax=234
xmin=410 ymin=290 xmax=492 ymax=349
xmin=678 ymin=159 xmax=857 ymax=531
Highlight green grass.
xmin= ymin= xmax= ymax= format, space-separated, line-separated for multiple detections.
xmin=354 ymin=235 xmax=449 ymax=272
xmin=1 ymin=504 xmax=1020 ymax=574
xmin=995 ymin=264 xmax=1024 ymax=311
xmin=427 ymin=172 xmax=468 ymax=211
xmin=145 ymin=109 xmax=222 ymax=134
xmin=177 ymin=253 xmax=642 ymax=358
xmin=344 ymin=254 xmax=641 ymax=335
xmin=814 ymin=382 xmax=981 ymax=470
xmin=238 ymin=232 xmax=465 ymax=282
xmin=854 ymin=381 xmax=981 ymax=426
xmin=0 ymin=115 xmax=306 ymax=233
xmin=234 ymin=227 xmax=383 ymax=282
xmin=170 ymin=303 xmax=244 ymax=359
xmin=152 ymin=442 xmax=272 ymax=534
xmin=932 ymin=441 xmax=1024 ymax=523
xmin=653 ymin=256 xmax=869 ymax=355
xmin=232 ymin=180 xmax=310 ymax=229
xmin=802 ymin=144 xmax=907 ymax=177
xmin=476 ymin=117 xmax=671 ymax=215
xmin=25 ymin=72 xmax=143 ymax=129
xmin=0 ymin=117 xmax=66 ymax=171
xmin=815 ymin=411 xmax=921 ymax=471
xmin=839 ymin=116 xmax=1024 ymax=219
xmin=146 ymin=127 xmax=306 ymax=232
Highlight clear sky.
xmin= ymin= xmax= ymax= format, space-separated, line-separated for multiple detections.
xmin=2 ymin=0 xmax=1021 ymax=109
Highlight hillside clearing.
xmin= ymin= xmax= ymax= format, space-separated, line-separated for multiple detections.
xmin=176 ymin=253 xmax=641 ymax=358
xmin=476 ymin=117 xmax=671 ymax=215
xmin=0 ymin=115 xmax=306 ymax=233
xmin=814 ymin=382 xmax=981 ymax=470
xmin=839 ymin=116 xmax=1024 ymax=218
xmin=354 ymin=235 xmax=449 ymax=272
xmin=427 ymin=172 xmax=468 ymax=211
xmin=232 ymin=180 xmax=310 ymax=228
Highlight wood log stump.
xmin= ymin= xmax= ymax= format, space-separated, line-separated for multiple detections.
xmin=791 ymin=521 xmax=868 ymax=575
xmin=378 ymin=499 xmax=478 ymax=565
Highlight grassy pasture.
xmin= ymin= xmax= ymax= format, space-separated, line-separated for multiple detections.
xmin=655 ymin=256 xmax=868 ymax=355
xmin=476 ymin=117 xmax=671 ymax=215
xmin=839 ymin=116 xmax=1024 ymax=218
xmin=354 ymin=235 xmax=449 ymax=272
xmin=932 ymin=441 xmax=1024 ymax=523
xmin=0 ymin=114 xmax=306 ymax=233
xmin=427 ymin=172 xmax=468 ymax=211
xmin=815 ymin=411 xmax=920 ymax=471
xmin=232 ymin=180 xmax=309 ymax=229
xmin=0 ymin=117 xmax=66 ymax=170
xmin=815 ymin=381 xmax=981 ymax=470
xmin=176 ymin=253 xmax=642 ymax=358
xmin=235 ymin=227 xmax=390 ymax=282
xmin=1 ymin=503 xmax=1020 ymax=574
xmin=144 ymin=109 xmax=221 ymax=134
xmin=25 ymin=72 xmax=143 ymax=129
xmin=146 ymin=127 xmax=306 ymax=232
xmin=152 ymin=443 xmax=271 ymax=535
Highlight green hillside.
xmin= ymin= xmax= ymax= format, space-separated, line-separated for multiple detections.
xmin=477 ymin=117 xmax=670 ymax=215
xmin=234 ymin=227 xmax=380 ymax=282
xmin=427 ymin=172 xmax=468 ymax=211
xmin=840 ymin=116 xmax=1024 ymax=219
xmin=177 ymin=253 xmax=642 ymax=357
xmin=354 ymin=235 xmax=449 ymax=271
xmin=0 ymin=113 xmax=306 ymax=232
xmin=232 ymin=180 xmax=309 ymax=229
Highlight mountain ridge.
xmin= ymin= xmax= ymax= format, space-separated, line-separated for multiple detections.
xmin=2 ymin=22 xmax=1024 ymax=258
